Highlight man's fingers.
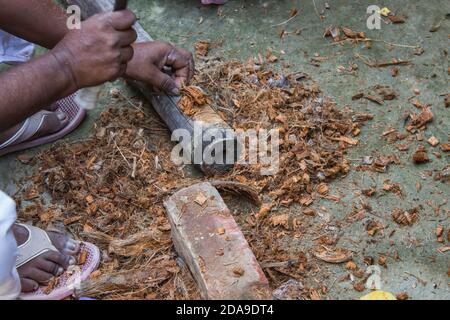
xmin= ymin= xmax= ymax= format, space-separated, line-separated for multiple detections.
xmin=118 ymin=64 xmax=128 ymax=77
xmin=149 ymin=65 xmax=179 ymax=95
xmin=167 ymin=47 xmax=194 ymax=80
xmin=167 ymin=48 xmax=195 ymax=84
xmin=181 ymin=49 xmax=195 ymax=81
xmin=107 ymin=10 xmax=137 ymax=31
xmin=173 ymin=77 xmax=187 ymax=89
xmin=118 ymin=29 xmax=137 ymax=47
xmin=120 ymin=46 xmax=134 ymax=63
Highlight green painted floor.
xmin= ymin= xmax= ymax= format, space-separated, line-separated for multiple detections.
xmin=1 ymin=0 xmax=449 ymax=299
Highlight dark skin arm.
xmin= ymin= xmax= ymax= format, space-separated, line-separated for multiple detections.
xmin=0 ymin=10 xmax=138 ymax=132
xmin=0 ymin=0 xmax=68 ymax=49
xmin=0 ymin=0 xmax=194 ymax=132
xmin=0 ymin=0 xmax=88 ymax=131
xmin=0 ymin=0 xmax=194 ymax=94
xmin=0 ymin=53 xmax=74 ymax=132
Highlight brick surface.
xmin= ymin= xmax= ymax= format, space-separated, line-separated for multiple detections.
xmin=164 ymin=182 xmax=271 ymax=300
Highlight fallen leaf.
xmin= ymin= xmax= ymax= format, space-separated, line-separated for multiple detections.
xmin=440 ymin=143 xmax=450 ymax=152
xmin=313 ymin=247 xmax=353 ymax=264
xmin=17 ymin=154 xmax=33 ymax=164
xmin=388 ymin=15 xmax=406 ymax=24
xmin=396 ymin=292 xmax=409 ymax=300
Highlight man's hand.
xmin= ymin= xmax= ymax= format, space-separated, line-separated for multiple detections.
xmin=125 ymin=41 xmax=195 ymax=95
xmin=51 ymin=10 xmax=137 ymax=90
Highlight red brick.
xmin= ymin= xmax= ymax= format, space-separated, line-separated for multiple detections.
xmin=164 ymin=182 xmax=271 ymax=300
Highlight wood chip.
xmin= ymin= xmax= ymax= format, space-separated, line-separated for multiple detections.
xmin=353 ymin=281 xmax=365 ymax=292
xmin=412 ymin=145 xmax=430 ymax=164
xmin=64 ymin=216 xmax=82 ymax=226
xmin=427 ymin=136 xmax=439 ymax=147
xmin=313 ymin=247 xmax=353 ymax=264
xmin=439 ymin=143 xmax=450 ymax=152
xmin=391 ymin=67 xmax=399 ymax=77
xmin=17 ymin=154 xmax=33 ymax=164
xmin=194 ymin=193 xmax=208 ymax=206
xmin=365 ymin=95 xmax=384 ymax=105
xmin=78 ymin=250 xmax=87 ymax=265
xmin=303 ymin=208 xmax=316 ymax=216
xmin=388 ymin=15 xmax=406 ymax=24
xmin=392 ymin=208 xmax=419 ymax=226
xmin=337 ymin=136 xmax=359 ymax=145
xmin=378 ymin=255 xmax=386 ymax=266
xmin=195 ymin=40 xmax=211 ymax=58
xmin=395 ymin=144 xmax=409 ymax=151
xmin=436 ymin=225 xmax=444 ymax=243
xmin=317 ymin=183 xmax=329 ymax=195
xmin=341 ymin=27 xmax=365 ymax=39
xmin=437 ymin=246 xmax=450 ymax=253
xmin=396 ymin=292 xmax=409 ymax=300
xmin=346 ymin=261 xmax=357 ymax=270
xmin=232 ymin=266 xmax=245 ymax=277
xmin=409 ymin=108 xmax=433 ymax=130
xmin=270 ymin=214 xmax=291 ymax=229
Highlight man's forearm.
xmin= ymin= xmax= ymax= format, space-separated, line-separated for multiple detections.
xmin=0 ymin=0 xmax=68 ymax=49
xmin=0 ymin=52 xmax=76 ymax=131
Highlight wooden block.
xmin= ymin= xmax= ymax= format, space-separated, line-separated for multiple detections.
xmin=164 ymin=182 xmax=271 ymax=300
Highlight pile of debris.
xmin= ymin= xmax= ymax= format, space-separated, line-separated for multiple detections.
xmin=190 ymin=59 xmax=372 ymax=211
xmin=15 ymin=60 xmax=373 ymax=299
xmin=17 ymin=106 xmax=201 ymax=300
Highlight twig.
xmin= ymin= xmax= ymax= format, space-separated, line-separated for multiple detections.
xmin=355 ymin=53 xmax=412 ymax=68
xmin=271 ymin=11 xmax=299 ymax=27
xmin=261 ymin=259 xmax=298 ymax=269
xmin=312 ymin=0 xmax=322 ymax=20
xmin=114 ymin=141 xmax=132 ymax=167
xmin=404 ymin=271 xmax=427 ymax=286
xmin=131 ymin=157 xmax=137 ymax=178
xmin=327 ymin=38 xmax=419 ymax=49
xmin=117 ymin=90 xmax=143 ymax=111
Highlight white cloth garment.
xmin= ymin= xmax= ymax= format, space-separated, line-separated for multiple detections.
xmin=0 ymin=30 xmax=35 ymax=65
xmin=0 ymin=191 xmax=21 ymax=300
xmin=0 ymin=30 xmax=33 ymax=299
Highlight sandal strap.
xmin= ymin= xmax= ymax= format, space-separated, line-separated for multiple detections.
xmin=0 ymin=111 xmax=53 ymax=149
xmin=16 ymin=223 xmax=58 ymax=268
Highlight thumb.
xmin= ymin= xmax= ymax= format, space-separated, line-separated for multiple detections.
xmin=149 ymin=65 xmax=180 ymax=95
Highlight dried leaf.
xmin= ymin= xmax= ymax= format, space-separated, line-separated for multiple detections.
xmin=313 ymin=247 xmax=353 ymax=264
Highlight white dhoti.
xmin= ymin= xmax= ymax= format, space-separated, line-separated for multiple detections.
xmin=0 ymin=30 xmax=35 ymax=65
xmin=0 ymin=191 xmax=20 ymax=300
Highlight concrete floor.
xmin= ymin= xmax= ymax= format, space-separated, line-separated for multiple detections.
xmin=1 ymin=0 xmax=449 ymax=299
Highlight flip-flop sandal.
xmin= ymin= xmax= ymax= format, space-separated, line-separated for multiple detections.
xmin=15 ymin=223 xmax=100 ymax=300
xmin=0 ymin=92 xmax=86 ymax=157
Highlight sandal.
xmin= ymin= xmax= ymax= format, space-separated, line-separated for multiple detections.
xmin=0 ymin=93 xmax=86 ymax=157
xmin=16 ymin=223 xmax=100 ymax=300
